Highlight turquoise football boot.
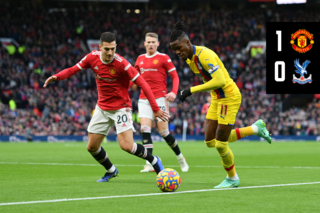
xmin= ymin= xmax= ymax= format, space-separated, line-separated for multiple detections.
xmin=214 ymin=178 xmax=240 ymax=189
xmin=253 ymin=119 xmax=272 ymax=144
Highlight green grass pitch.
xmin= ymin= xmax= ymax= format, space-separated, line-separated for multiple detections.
xmin=0 ymin=141 xmax=319 ymax=213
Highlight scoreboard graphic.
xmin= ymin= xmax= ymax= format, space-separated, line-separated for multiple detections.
xmin=266 ymin=22 xmax=320 ymax=94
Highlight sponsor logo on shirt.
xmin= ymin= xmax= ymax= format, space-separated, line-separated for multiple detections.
xmin=109 ymin=68 xmax=116 ymax=75
xmin=95 ymin=74 xmax=117 ymax=81
xmin=94 ymin=66 xmax=99 ymax=70
xmin=140 ymin=61 xmax=144 ymax=64
xmin=140 ymin=68 xmax=158 ymax=72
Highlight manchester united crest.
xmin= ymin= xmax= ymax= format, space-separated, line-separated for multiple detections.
xmin=109 ymin=68 xmax=116 ymax=75
xmin=153 ymin=59 xmax=158 ymax=64
xmin=290 ymin=29 xmax=314 ymax=53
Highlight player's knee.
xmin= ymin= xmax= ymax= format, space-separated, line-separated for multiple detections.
xmin=205 ymin=139 xmax=216 ymax=148
xmin=87 ymin=144 xmax=99 ymax=152
xmin=141 ymin=125 xmax=151 ymax=133
xmin=159 ymin=129 xmax=170 ymax=138
xmin=215 ymin=140 xmax=229 ymax=156
xmin=119 ymin=143 xmax=132 ymax=153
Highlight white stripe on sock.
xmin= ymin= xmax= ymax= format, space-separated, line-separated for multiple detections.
xmin=151 ymin=157 xmax=157 ymax=166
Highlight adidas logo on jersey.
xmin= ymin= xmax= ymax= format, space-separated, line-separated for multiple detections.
xmin=94 ymin=66 xmax=99 ymax=70
xmin=140 ymin=61 xmax=143 ymax=64
xmin=122 ymin=123 xmax=127 ymax=127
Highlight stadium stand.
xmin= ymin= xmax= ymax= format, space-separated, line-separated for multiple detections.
xmin=1 ymin=5 xmax=320 ymax=136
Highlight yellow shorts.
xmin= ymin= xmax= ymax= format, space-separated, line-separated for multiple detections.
xmin=206 ymin=95 xmax=241 ymax=125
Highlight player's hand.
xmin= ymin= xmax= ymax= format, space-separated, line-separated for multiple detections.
xmin=179 ymin=88 xmax=192 ymax=102
xmin=154 ymin=109 xmax=170 ymax=122
xmin=165 ymin=92 xmax=176 ymax=102
xmin=43 ymin=76 xmax=57 ymax=88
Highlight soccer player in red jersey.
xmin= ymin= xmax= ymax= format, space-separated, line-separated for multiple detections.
xmin=134 ymin=33 xmax=189 ymax=172
xmin=43 ymin=32 xmax=169 ymax=182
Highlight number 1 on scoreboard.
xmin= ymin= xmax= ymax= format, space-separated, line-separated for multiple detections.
xmin=276 ymin=30 xmax=282 ymax=52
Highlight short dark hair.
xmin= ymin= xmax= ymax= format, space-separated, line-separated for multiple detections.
xmin=170 ymin=21 xmax=189 ymax=42
xmin=100 ymin=32 xmax=116 ymax=44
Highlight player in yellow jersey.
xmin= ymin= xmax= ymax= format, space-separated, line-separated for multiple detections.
xmin=170 ymin=21 xmax=272 ymax=188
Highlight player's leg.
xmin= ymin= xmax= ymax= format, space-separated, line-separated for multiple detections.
xmin=138 ymin=99 xmax=156 ymax=172
xmin=225 ymin=93 xmax=271 ymax=143
xmin=140 ymin=118 xmax=153 ymax=154
xmin=213 ymin=102 xmax=241 ymax=189
xmin=87 ymin=106 xmax=118 ymax=182
xmin=114 ymin=108 xmax=163 ymax=174
xmin=117 ymin=129 xmax=163 ymax=174
xmin=204 ymin=101 xmax=218 ymax=148
xmin=204 ymin=119 xmax=218 ymax=147
xmin=228 ymin=120 xmax=272 ymax=144
xmin=158 ymin=97 xmax=189 ymax=172
xmin=158 ymin=120 xmax=189 ymax=172
xmin=204 ymin=113 xmax=259 ymax=144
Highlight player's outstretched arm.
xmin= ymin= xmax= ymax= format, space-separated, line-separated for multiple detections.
xmin=44 ymin=53 xmax=91 ymax=88
xmin=43 ymin=76 xmax=57 ymax=88
xmin=179 ymin=70 xmax=226 ymax=102
xmin=165 ymin=70 xmax=179 ymax=102
xmin=190 ymin=69 xmax=226 ymax=93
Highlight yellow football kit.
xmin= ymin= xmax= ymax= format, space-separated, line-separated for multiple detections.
xmin=186 ymin=45 xmax=241 ymax=125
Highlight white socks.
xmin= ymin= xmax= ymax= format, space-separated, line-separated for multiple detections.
xmin=108 ymin=165 xmax=116 ymax=173
xmin=177 ymin=153 xmax=183 ymax=159
xmin=227 ymin=173 xmax=239 ymax=181
xmin=151 ymin=157 xmax=158 ymax=166
xmin=251 ymin=124 xmax=259 ymax=134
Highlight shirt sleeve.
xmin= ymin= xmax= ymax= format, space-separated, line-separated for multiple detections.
xmin=54 ymin=53 xmax=92 ymax=80
xmin=190 ymin=50 xmax=226 ymax=93
xmin=199 ymin=50 xmax=222 ymax=78
xmin=163 ymin=55 xmax=176 ymax=73
xmin=134 ymin=57 xmax=141 ymax=73
xmin=124 ymin=62 xmax=139 ymax=81
xmin=190 ymin=69 xmax=226 ymax=93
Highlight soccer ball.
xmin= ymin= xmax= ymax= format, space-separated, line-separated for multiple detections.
xmin=156 ymin=168 xmax=181 ymax=192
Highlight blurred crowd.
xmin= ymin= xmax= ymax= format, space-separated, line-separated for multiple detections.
xmin=1 ymin=6 xmax=320 ymax=136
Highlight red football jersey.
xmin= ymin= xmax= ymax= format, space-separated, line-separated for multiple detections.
xmin=55 ymin=51 xmax=140 ymax=111
xmin=135 ymin=52 xmax=177 ymax=99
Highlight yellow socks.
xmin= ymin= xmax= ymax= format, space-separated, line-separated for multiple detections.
xmin=215 ymin=139 xmax=236 ymax=177
xmin=205 ymin=138 xmax=216 ymax=148
xmin=205 ymin=126 xmax=255 ymax=146
xmin=228 ymin=126 xmax=254 ymax=143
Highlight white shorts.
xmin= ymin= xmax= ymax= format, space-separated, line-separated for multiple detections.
xmin=138 ymin=97 xmax=169 ymax=121
xmin=87 ymin=105 xmax=135 ymax=135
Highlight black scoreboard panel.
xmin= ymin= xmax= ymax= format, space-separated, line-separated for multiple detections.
xmin=266 ymin=22 xmax=320 ymax=94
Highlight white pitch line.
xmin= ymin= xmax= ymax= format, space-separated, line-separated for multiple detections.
xmin=0 ymin=182 xmax=320 ymax=206
xmin=0 ymin=162 xmax=320 ymax=169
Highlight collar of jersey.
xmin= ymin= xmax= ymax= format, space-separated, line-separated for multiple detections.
xmin=100 ymin=54 xmax=115 ymax=64
xmin=187 ymin=45 xmax=197 ymax=63
xmin=145 ymin=51 xmax=158 ymax=58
